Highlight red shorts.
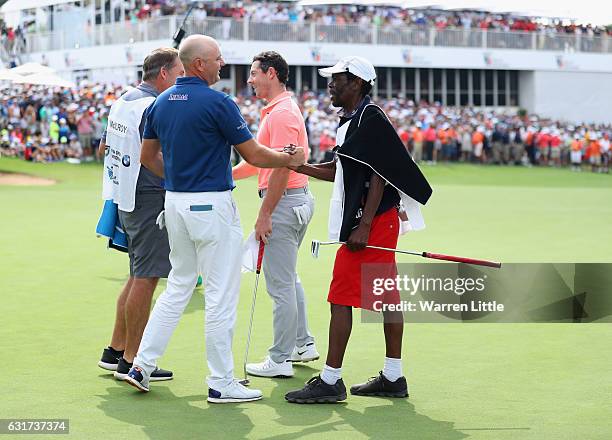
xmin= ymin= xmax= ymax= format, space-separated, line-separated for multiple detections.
xmin=328 ymin=208 xmax=400 ymax=310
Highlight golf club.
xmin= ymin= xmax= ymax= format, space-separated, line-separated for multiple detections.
xmin=311 ymin=240 xmax=501 ymax=268
xmin=242 ymin=240 xmax=266 ymax=386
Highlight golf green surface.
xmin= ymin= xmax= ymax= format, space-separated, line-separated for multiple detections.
xmin=1 ymin=158 xmax=611 ymax=439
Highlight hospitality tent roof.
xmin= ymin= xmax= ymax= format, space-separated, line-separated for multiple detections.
xmin=12 ymin=72 xmax=75 ymax=88
xmin=10 ymin=62 xmax=56 ymax=76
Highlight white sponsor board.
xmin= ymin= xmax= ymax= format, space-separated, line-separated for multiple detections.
xmin=31 ymin=39 xmax=612 ymax=74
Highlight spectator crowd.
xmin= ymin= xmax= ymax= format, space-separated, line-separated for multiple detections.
xmin=0 ymin=83 xmax=118 ymax=163
xmin=8 ymin=1 xmax=606 ymax=37
xmin=236 ymin=92 xmax=610 ymax=173
xmin=122 ymin=1 xmax=612 ymax=36
xmin=4 ymin=3 xmax=610 ymax=62
xmin=1 ymin=81 xmax=608 ymax=173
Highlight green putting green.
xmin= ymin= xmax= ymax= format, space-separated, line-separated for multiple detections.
xmin=1 ymin=157 xmax=611 ymax=439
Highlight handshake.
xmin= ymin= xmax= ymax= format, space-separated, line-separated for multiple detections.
xmin=283 ymin=144 xmax=305 ymax=169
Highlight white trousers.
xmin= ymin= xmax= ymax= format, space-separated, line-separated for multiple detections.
xmin=134 ymin=190 xmax=243 ymax=390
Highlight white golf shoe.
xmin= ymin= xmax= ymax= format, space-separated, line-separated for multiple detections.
xmin=246 ymin=356 xmax=294 ymax=378
xmin=290 ymin=342 xmax=320 ymax=363
xmin=207 ymin=379 xmax=263 ymax=403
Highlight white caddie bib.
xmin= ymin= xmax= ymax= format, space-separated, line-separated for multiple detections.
xmin=328 ymin=122 xmax=350 ymax=241
xmin=102 ymin=95 xmax=155 ymax=212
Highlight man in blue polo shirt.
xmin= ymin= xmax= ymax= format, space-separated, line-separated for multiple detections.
xmin=124 ymin=34 xmax=305 ymax=403
xmin=97 ymin=48 xmax=183 ymax=383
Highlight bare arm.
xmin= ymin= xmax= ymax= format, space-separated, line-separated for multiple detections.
xmin=292 ymin=160 xmax=336 ymax=182
xmin=234 ymin=138 xmax=304 ymax=169
xmin=346 ymin=172 xmax=386 ymax=252
xmin=140 ymin=138 xmax=164 ymax=178
xmin=97 ymin=139 xmax=106 ymax=159
xmin=232 ymin=158 xmax=259 ymax=180
xmin=260 ymin=168 xmax=290 ymax=218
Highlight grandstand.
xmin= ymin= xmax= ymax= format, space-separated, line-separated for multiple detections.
xmin=1 ymin=0 xmax=612 ymax=123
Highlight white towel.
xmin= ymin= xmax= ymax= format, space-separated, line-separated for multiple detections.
xmin=241 ymin=231 xmax=260 ymax=273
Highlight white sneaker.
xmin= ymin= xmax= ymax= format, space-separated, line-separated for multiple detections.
xmin=246 ymin=356 xmax=294 ymax=378
xmin=207 ymin=379 xmax=263 ymax=403
xmin=290 ymin=343 xmax=320 ymax=363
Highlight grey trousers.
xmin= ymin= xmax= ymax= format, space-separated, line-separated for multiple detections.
xmin=262 ymin=191 xmax=315 ymax=363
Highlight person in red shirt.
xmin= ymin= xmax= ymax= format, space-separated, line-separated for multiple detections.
xmin=136 ymin=5 xmax=151 ymax=20
xmin=549 ymin=130 xmax=561 ymax=167
xmin=318 ymin=129 xmax=336 ymax=162
xmin=537 ymin=128 xmax=551 ymax=166
xmin=398 ymin=126 xmax=410 ymax=153
xmin=423 ymin=124 xmax=436 ymax=163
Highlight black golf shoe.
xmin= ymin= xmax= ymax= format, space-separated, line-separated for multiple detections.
xmin=350 ymin=371 xmax=409 ymax=398
xmin=98 ymin=346 xmax=124 ymax=371
xmin=285 ymin=376 xmax=346 ymax=404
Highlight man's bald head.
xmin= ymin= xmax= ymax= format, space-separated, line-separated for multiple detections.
xmin=178 ymin=34 xmax=225 ymax=85
xmin=179 ymin=35 xmax=217 ymax=67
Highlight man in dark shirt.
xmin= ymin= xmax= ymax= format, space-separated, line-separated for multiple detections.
xmin=285 ymin=56 xmax=431 ymax=404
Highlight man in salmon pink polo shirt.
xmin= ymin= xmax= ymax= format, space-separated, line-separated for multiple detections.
xmin=233 ymin=51 xmax=319 ymax=378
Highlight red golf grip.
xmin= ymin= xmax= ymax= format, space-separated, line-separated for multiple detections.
xmin=256 ymin=241 xmax=265 ymax=274
xmin=422 ymin=252 xmax=501 ymax=268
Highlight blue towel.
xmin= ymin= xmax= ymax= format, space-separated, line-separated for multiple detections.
xmin=96 ymin=199 xmax=128 ymax=252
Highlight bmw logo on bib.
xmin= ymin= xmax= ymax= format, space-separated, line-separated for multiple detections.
xmin=122 ymin=155 xmax=131 ymax=167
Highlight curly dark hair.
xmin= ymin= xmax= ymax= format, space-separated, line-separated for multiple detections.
xmin=252 ymin=51 xmax=289 ymax=85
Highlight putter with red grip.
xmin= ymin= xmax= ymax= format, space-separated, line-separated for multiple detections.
xmin=311 ymin=240 xmax=501 ymax=268
xmin=242 ymin=240 xmax=265 ymax=386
